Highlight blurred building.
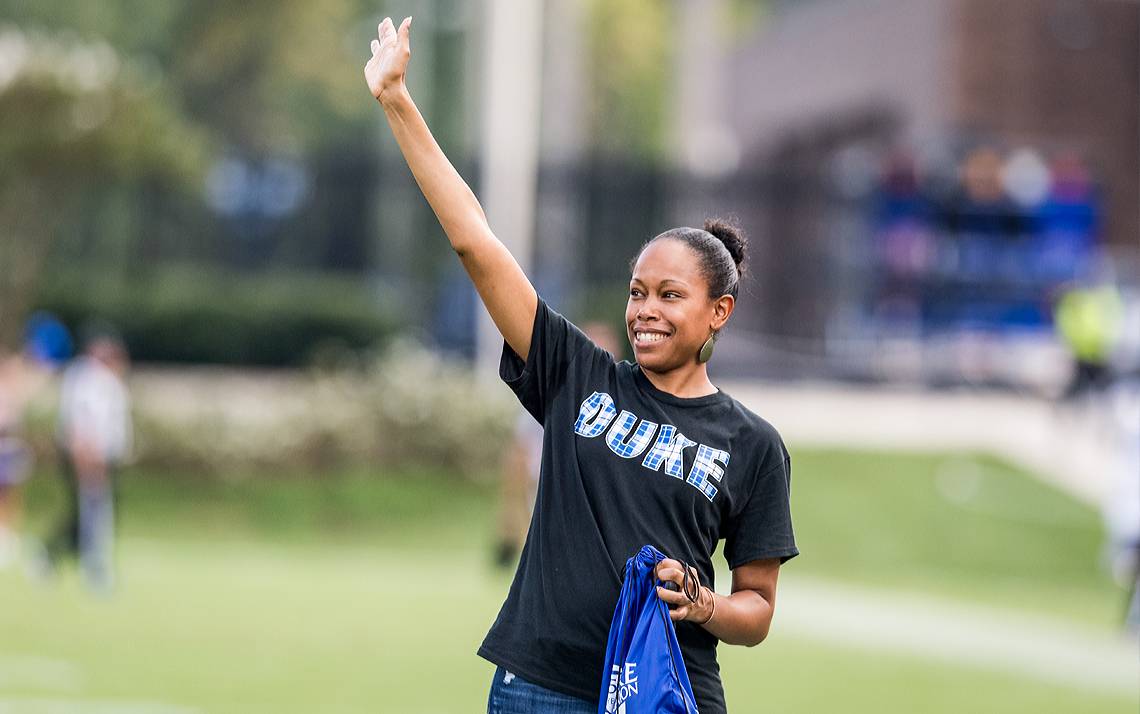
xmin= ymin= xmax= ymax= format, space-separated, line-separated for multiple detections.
xmin=728 ymin=0 xmax=1136 ymax=241
xmin=683 ymin=0 xmax=1139 ymax=384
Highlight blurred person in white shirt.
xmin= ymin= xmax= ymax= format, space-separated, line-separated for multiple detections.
xmin=45 ymin=332 xmax=132 ymax=593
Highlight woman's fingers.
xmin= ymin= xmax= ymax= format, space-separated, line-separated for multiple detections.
xmin=656 ymin=585 xmax=689 ymax=607
xmin=374 ymin=16 xmax=409 ymax=55
xmin=364 ymin=14 xmax=411 ymax=101
xmin=658 ymin=587 xmax=692 ymax=621
xmin=655 ymin=558 xmax=704 ymax=621
xmin=655 ymin=558 xmax=685 ymax=585
xmin=378 ymin=17 xmax=395 ymax=45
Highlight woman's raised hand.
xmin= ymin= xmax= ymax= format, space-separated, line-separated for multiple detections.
xmin=362 ymin=11 xmax=538 ymax=361
xmin=365 ymin=16 xmax=412 ymax=103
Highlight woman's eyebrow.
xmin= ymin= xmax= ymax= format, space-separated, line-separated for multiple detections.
xmin=630 ymin=277 xmax=690 ymax=288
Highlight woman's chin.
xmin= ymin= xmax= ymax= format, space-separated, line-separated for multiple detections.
xmin=635 ymin=350 xmax=682 ymax=373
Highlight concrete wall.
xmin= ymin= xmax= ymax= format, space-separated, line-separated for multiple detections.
xmin=727 ymin=0 xmax=955 ymax=153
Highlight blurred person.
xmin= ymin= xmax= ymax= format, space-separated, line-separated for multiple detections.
xmin=25 ymin=311 xmax=74 ymax=366
xmin=1037 ymin=151 xmax=1100 ymax=283
xmin=366 ymin=19 xmax=798 ymax=714
xmin=42 ymin=332 xmax=132 ymax=593
xmin=1107 ymin=286 xmax=1140 ymax=375
xmin=1103 ymin=377 xmax=1140 ymax=630
xmin=953 ymin=146 xmax=1022 ymax=236
xmin=948 ymin=146 xmax=1025 ymax=286
xmin=494 ymin=322 xmax=621 ymax=568
xmin=1041 ymin=152 xmax=1099 ymax=240
xmin=1054 ymin=281 xmax=1124 ymax=399
xmin=0 ymin=320 xmax=62 ymax=569
xmin=0 ymin=353 xmax=36 ymax=568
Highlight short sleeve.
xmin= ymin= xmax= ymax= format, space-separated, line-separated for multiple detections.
xmin=723 ymin=455 xmax=799 ymax=569
xmin=499 ymin=296 xmax=595 ymax=425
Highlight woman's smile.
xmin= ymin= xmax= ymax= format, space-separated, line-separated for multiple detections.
xmin=633 ymin=329 xmax=671 ymax=347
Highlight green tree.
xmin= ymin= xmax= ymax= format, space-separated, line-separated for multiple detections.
xmin=583 ymin=0 xmax=671 ymax=160
xmin=0 ymin=0 xmax=396 ymax=346
xmin=581 ymin=0 xmax=771 ymax=161
xmin=0 ymin=27 xmax=207 ymax=348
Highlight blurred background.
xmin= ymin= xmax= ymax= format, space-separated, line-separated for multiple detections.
xmin=0 ymin=0 xmax=1137 ymax=712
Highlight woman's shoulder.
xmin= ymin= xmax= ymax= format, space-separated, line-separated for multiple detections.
xmin=719 ymin=390 xmax=787 ymax=452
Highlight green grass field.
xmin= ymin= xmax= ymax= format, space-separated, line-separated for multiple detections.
xmin=1 ymin=449 xmax=1135 ymax=713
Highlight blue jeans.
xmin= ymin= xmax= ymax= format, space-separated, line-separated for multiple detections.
xmin=487 ymin=666 xmax=597 ymax=714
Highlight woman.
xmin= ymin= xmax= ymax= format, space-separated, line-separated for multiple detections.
xmin=365 ymin=17 xmax=798 ymax=714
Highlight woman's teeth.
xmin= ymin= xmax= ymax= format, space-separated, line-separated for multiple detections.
xmin=635 ymin=332 xmax=668 ymax=344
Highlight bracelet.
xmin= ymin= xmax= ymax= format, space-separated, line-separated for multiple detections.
xmin=695 ymin=587 xmax=716 ymax=626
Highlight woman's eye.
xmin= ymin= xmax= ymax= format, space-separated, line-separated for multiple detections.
xmin=630 ymin=288 xmax=642 ymax=297
xmin=663 ymin=292 xmax=680 ymax=299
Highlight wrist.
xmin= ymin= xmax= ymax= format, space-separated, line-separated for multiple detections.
xmin=377 ymin=83 xmax=410 ymax=109
xmin=696 ymin=587 xmax=716 ymax=626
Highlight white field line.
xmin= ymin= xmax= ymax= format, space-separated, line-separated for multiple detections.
xmin=0 ymin=656 xmax=81 ymax=692
xmin=0 ymin=656 xmax=200 ymax=713
xmin=775 ymin=577 xmax=1140 ymax=696
xmin=0 ymin=699 xmax=200 ymax=714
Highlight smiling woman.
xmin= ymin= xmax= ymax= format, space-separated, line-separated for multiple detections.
xmin=626 ymin=219 xmax=748 ymax=395
xmin=365 ymin=15 xmax=798 ymax=714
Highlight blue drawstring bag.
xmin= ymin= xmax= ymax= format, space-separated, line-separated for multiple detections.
xmin=598 ymin=545 xmax=699 ymax=714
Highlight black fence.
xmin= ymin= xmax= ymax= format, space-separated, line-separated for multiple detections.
xmin=33 ymin=142 xmax=1114 ymax=383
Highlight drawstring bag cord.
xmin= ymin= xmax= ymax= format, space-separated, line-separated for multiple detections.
xmin=655 ymin=558 xmax=701 ymax=604
xmin=656 ymin=558 xmax=716 ymax=626
xmin=653 ymin=556 xmax=702 ymax=714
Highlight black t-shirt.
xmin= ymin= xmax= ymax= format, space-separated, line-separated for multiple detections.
xmin=477 ymin=298 xmax=799 ymax=713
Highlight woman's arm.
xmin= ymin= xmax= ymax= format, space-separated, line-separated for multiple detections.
xmin=656 ymin=557 xmax=780 ymax=647
xmin=365 ymin=17 xmax=537 ymax=359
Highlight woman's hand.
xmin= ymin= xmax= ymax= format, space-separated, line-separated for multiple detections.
xmin=365 ymin=16 xmax=412 ymax=104
xmin=655 ymin=558 xmax=715 ymax=624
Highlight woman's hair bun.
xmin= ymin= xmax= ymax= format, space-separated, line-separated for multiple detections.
xmin=703 ymin=217 xmax=747 ymax=277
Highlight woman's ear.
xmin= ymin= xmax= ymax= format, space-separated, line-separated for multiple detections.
xmin=711 ymin=295 xmax=735 ymax=331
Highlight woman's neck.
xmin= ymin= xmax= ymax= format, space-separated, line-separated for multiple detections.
xmin=640 ymin=362 xmax=718 ymax=398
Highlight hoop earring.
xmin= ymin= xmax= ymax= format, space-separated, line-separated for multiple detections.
xmin=697 ymin=334 xmax=716 ymax=363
